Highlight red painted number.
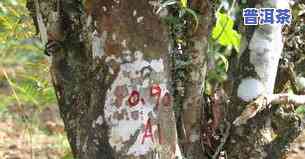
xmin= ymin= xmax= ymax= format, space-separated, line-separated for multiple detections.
xmin=128 ymin=90 xmax=140 ymax=107
xmin=150 ymin=85 xmax=161 ymax=109
xmin=141 ymin=118 xmax=154 ymax=144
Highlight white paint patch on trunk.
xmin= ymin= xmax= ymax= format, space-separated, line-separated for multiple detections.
xmin=248 ymin=0 xmax=289 ymax=94
xmin=237 ymin=78 xmax=265 ymax=102
xmin=249 ymin=23 xmax=283 ymax=94
xmin=127 ymin=124 xmax=158 ymax=156
xmin=150 ymin=59 xmax=164 ymax=73
xmin=104 ymin=51 xmax=168 ymax=155
xmin=273 ymin=0 xmax=290 ymax=8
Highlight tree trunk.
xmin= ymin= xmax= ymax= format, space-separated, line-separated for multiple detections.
xmin=26 ymin=0 xmax=212 ymax=158
xmin=178 ymin=1 xmax=213 ymax=158
xmin=27 ymin=0 xmax=302 ymax=158
xmin=227 ymin=0 xmax=302 ymax=158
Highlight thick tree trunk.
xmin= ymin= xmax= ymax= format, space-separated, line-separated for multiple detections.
xmin=26 ymin=0 xmax=305 ymax=158
xmin=26 ymin=0 xmax=212 ymax=158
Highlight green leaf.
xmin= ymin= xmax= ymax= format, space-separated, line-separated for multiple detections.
xmin=0 ymin=2 xmax=8 ymax=14
xmin=8 ymin=0 xmax=18 ymax=6
xmin=215 ymin=52 xmax=229 ymax=72
xmin=180 ymin=0 xmax=187 ymax=8
xmin=296 ymin=105 xmax=305 ymax=115
xmin=212 ymin=12 xmax=241 ymax=52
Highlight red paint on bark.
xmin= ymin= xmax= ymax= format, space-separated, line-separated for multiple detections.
xmin=141 ymin=118 xmax=154 ymax=144
xmin=150 ymin=84 xmax=161 ymax=109
xmin=128 ymin=90 xmax=140 ymax=107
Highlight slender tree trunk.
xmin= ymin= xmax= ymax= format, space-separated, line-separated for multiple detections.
xmin=179 ymin=1 xmax=213 ymax=158
xmin=26 ymin=0 xmax=212 ymax=158
xmin=227 ymin=0 xmax=302 ymax=158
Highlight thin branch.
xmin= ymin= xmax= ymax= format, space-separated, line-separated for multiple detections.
xmin=287 ymin=63 xmax=299 ymax=93
xmin=34 ymin=0 xmax=47 ymax=44
xmin=269 ymin=93 xmax=305 ymax=105
xmin=228 ymin=0 xmax=236 ymax=16
xmin=234 ymin=93 xmax=305 ymax=126
xmin=1 ymin=68 xmax=22 ymax=107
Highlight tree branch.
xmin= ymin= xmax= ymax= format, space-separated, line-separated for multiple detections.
xmin=269 ymin=93 xmax=305 ymax=105
xmin=233 ymin=93 xmax=305 ymax=126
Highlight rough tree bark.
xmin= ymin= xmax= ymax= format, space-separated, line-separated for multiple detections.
xmin=26 ymin=0 xmax=212 ymax=158
xmin=27 ymin=0 xmax=305 ymax=158
xmin=226 ymin=0 xmax=303 ymax=159
xmin=178 ymin=1 xmax=212 ymax=158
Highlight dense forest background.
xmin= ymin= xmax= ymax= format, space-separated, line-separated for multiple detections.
xmin=0 ymin=0 xmax=304 ymax=159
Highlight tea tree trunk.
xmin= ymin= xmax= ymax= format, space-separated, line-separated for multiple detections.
xmin=26 ymin=0 xmax=211 ymax=158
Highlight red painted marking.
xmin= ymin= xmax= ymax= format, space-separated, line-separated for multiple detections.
xmin=150 ymin=85 xmax=161 ymax=109
xmin=141 ymin=118 xmax=154 ymax=144
xmin=162 ymin=92 xmax=171 ymax=107
xmin=128 ymin=90 xmax=140 ymax=107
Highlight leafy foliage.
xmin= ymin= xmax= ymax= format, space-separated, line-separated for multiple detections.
xmin=212 ymin=12 xmax=241 ymax=52
xmin=0 ymin=1 xmax=70 ymax=158
xmin=296 ymin=106 xmax=305 ymax=116
xmin=0 ymin=0 xmax=55 ymax=109
xmin=179 ymin=0 xmax=187 ymax=8
xmin=159 ymin=0 xmax=199 ymax=32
